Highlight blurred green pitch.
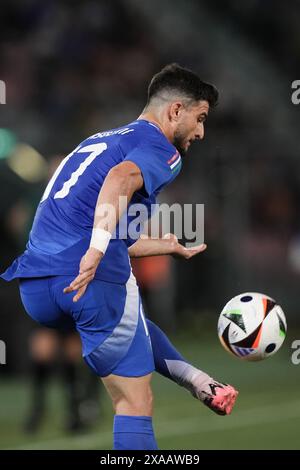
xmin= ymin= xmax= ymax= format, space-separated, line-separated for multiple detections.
xmin=0 ymin=331 xmax=299 ymax=450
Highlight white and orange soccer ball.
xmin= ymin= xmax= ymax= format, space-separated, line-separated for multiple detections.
xmin=218 ymin=292 xmax=287 ymax=361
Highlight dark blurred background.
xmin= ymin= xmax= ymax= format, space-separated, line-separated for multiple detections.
xmin=0 ymin=0 xmax=300 ymax=450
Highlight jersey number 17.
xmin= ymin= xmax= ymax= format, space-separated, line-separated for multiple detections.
xmin=41 ymin=142 xmax=107 ymax=202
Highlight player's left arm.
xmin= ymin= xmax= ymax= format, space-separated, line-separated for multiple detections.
xmin=128 ymin=234 xmax=207 ymax=260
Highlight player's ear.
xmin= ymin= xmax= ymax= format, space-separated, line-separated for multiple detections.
xmin=168 ymin=102 xmax=184 ymax=122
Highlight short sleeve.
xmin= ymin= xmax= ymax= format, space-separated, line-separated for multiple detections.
xmin=124 ymin=143 xmax=182 ymax=197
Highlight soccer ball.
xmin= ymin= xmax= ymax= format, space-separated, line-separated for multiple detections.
xmin=217 ymin=292 xmax=287 ymax=361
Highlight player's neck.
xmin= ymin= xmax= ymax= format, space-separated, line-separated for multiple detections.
xmin=137 ymin=112 xmax=174 ymax=143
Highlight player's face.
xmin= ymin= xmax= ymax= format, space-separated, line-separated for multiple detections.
xmin=173 ymin=100 xmax=209 ymax=155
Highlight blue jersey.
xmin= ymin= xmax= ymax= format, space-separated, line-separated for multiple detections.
xmin=1 ymin=119 xmax=182 ymax=284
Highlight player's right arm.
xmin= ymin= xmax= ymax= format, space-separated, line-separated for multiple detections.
xmin=64 ymin=161 xmax=143 ymax=302
xmin=128 ymin=234 xmax=207 ymax=259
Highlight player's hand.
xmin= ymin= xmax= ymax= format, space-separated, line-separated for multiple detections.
xmin=63 ymin=247 xmax=103 ymax=302
xmin=164 ymin=233 xmax=207 ymax=260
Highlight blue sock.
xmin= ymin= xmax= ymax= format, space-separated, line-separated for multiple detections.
xmin=113 ymin=415 xmax=158 ymax=450
xmin=146 ymin=319 xmax=187 ymax=381
xmin=146 ymin=319 xmax=208 ymax=389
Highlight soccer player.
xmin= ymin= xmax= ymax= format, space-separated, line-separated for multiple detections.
xmin=1 ymin=64 xmax=238 ymax=450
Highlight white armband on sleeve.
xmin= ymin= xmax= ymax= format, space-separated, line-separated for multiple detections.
xmin=90 ymin=228 xmax=112 ymax=254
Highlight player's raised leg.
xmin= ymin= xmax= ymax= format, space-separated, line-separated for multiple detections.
xmin=102 ymin=373 xmax=158 ymax=450
xmin=146 ymin=319 xmax=238 ymax=415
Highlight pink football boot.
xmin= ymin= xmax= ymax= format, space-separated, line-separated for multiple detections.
xmin=191 ymin=378 xmax=239 ymax=415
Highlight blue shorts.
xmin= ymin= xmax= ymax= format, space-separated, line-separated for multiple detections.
xmin=19 ymin=273 xmax=154 ymax=377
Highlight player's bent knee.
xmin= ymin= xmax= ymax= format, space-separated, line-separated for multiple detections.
xmin=102 ymin=373 xmax=154 ymax=416
xmin=111 ymin=383 xmax=153 ymax=416
xmin=115 ymin=388 xmax=153 ymax=416
xmin=114 ymin=397 xmax=153 ymax=416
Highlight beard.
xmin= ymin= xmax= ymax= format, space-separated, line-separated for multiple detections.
xmin=173 ymin=129 xmax=188 ymax=155
xmin=173 ymin=135 xmax=187 ymax=155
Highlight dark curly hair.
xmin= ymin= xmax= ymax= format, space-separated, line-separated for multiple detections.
xmin=147 ymin=63 xmax=218 ymax=108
